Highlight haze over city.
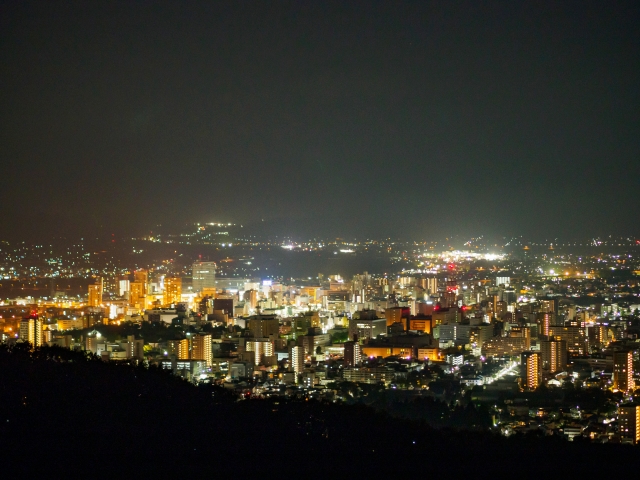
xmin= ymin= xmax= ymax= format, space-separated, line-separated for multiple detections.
xmin=1 ymin=1 xmax=639 ymax=241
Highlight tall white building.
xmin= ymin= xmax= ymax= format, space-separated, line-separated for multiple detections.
xmin=192 ymin=261 xmax=216 ymax=293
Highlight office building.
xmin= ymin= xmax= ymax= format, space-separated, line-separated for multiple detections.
xmin=192 ymin=261 xmax=216 ymax=293
xmin=163 ymin=277 xmax=182 ymax=307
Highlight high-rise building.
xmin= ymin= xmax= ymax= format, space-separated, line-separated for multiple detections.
xmin=88 ymin=279 xmax=103 ymax=307
xmin=246 ymin=339 xmax=274 ymax=366
xmin=537 ymin=312 xmax=553 ymax=338
xmin=425 ymin=277 xmax=438 ymax=296
xmin=126 ymin=335 xmax=144 ymax=360
xmin=613 ymin=350 xmax=634 ymax=392
xmin=540 ymin=299 xmax=556 ymax=317
xmin=191 ymin=334 xmax=212 ymax=366
xmin=248 ymin=314 xmax=279 ymax=338
xmin=167 ymin=339 xmax=189 ymax=360
xmin=19 ymin=316 xmax=44 ymax=347
xmin=384 ymin=306 xmax=403 ymax=326
xmin=192 ymin=261 xmax=216 ymax=293
xmin=129 ymin=282 xmax=144 ymax=308
xmin=444 ymin=280 xmax=458 ymax=308
xmin=540 ymin=337 xmax=567 ymax=374
xmin=134 ymin=270 xmax=148 ymax=295
xmin=118 ymin=279 xmax=130 ymax=297
xmin=521 ymin=351 xmax=541 ymax=390
xmin=548 ymin=325 xmax=588 ymax=354
xmin=289 ymin=344 xmax=304 ymax=377
xmin=163 ymin=277 xmax=182 ymax=307
xmin=243 ymin=289 xmax=258 ymax=309
xmin=619 ymin=405 xmax=640 ymax=444
xmin=344 ymin=340 xmax=362 ymax=367
xmin=503 ymin=287 xmax=516 ymax=305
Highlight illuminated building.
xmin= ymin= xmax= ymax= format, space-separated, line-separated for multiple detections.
xmin=167 ymin=339 xmax=189 ymax=360
xmin=243 ymin=289 xmax=258 ymax=308
xmin=301 ymin=310 xmax=322 ymax=328
xmin=613 ymin=350 xmax=634 ymax=392
xmin=548 ymin=325 xmax=588 ymax=354
xmin=289 ymin=345 xmax=304 ymax=377
xmin=384 ymin=306 xmax=403 ymax=326
xmin=300 ymin=328 xmax=331 ymax=355
xmin=618 ymin=405 xmax=640 ymax=444
xmin=248 ymin=314 xmax=279 ymax=338
xmin=425 ymin=277 xmax=438 ymax=296
xmin=537 ymin=312 xmax=552 ymax=338
xmin=191 ymin=334 xmax=212 ymax=366
xmin=444 ymin=280 xmax=458 ymax=308
xmin=57 ymin=317 xmax=83 ymax=331
xmin=86 ymin=335 xmax=98 ymax=353
xmin=129 ymin=282 xmax=144 ymax=308
xmin=192 ymin=261 xmax=216 ymax=293
xmin=344 ymin=340 xmax=362 ymax=366
xmin=417 ymin=347 xmax=440 ymax=361
xmin=343 ymin=366 xmax=395 ymax=385
xmin=118 ymin=279 xmax=130 ymax=297
xmin=492 ymin=294 xmax=499 ymax=319
xmin=469 ymin=325 xmax=494 ymax=351
xmin=433 ymin=323 xmax=471 ymax=344
xmin=300 ymin=286 xmax=321 ymax=302
xmin=126 ymin=335 xmax=144 ymax=360
xmin=540 ymin=337 xmax=567 ymax=374
xmin=134 ymin=270 xmax=148 ymax=295
xmin=246 ymin=339 xmax=274 ymax=366
xmin=19 ymin=316 xmax=44 ymax=347
xmin=88 ymin=280 xmax=103 ymax=307
xmin=431 ymin=307 xmax=458 ymax=326
xmin=540 ymin=299 xmax=555 ymax=314
xmin=408 ymin=315 xmax=433 ymax=334
xmin=361 ymin=345 xmax=414 ymax=359
xmin=482 ymin=336 xmax=529 ymax=357
xmin=163 ymin=277 xmax=182 ymax=307
xmin=521 ymin=351 xmax=541 ymax=390
xmin=503 ymin=287 xmax=516 ymax=305
xmin=509 ymin=326 xmax=531 ymax=350
xmin=348 ymin=316 xmax=386 ymax=343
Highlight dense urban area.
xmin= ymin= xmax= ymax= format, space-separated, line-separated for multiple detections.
xmin=3 ymin=223 xmax=640 ymax=453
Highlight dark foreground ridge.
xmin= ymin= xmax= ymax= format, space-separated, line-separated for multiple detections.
xmin=1 ymin=344 xmax=638 ymax=474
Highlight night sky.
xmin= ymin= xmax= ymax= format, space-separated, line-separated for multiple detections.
xmin=1 ymin=1 xmax=639 ymax=241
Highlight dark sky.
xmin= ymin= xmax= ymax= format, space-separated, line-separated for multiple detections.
xmin=1 ymin=1 xmax=639 ymax=241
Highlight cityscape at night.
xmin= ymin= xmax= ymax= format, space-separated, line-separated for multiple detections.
xmin=1 ymin=0 xmax=640 ymax=474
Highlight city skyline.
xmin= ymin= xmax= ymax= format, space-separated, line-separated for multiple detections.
xmin=1 ymin=1 xmax=639 ymax=241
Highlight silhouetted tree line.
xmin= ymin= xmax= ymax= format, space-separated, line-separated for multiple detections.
xmin=0 ymin=344 xmax=638 ymax=475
